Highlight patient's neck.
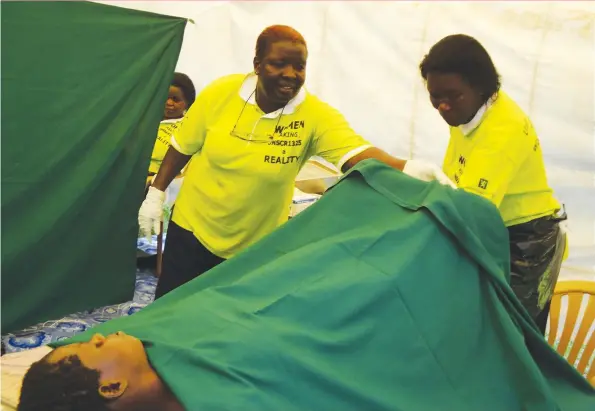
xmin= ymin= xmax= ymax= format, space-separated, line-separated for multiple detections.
xmin=134 ymin=374 xmax=185 ymax=411
xmin=153 ymin=381 xmax=185 ymax=411
xmin=134 ymin=390 xmax=184 ymax=411
xmin=160 ymin=392 xmax=185 ymax=411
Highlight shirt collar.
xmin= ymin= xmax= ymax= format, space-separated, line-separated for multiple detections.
xmin=160 ymin=118 xmax=181 ymax=124
xmin=459 ymin=97 xmax=495 ymax=136
xmin=238 ymin=72 xmax=306 ymax=118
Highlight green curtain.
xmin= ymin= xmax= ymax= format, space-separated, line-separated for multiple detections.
xmin=1 ymin=1 xmax=187 ymax=333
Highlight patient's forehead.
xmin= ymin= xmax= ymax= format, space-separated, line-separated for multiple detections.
xmin=47 ymin=343 xmax=86 ymax=362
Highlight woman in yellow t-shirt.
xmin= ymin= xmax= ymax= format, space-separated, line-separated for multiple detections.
xmin=138 ymin=25 xmax=456 ymax=299
xmin=137 ymin=73 xmax=196 ymax=270
xmin=147 ymin=72 xmax=196 ymax=178
xmin=419 ymin=34 xmax=567 ymax=335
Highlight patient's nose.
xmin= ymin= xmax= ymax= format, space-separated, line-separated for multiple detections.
xmin=90 ymin=333 xmax=106 ymax=346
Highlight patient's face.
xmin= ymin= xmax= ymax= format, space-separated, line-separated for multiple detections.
xmin=49 ymin=332 xmax=151 ymax=380
xmin=164 ymin=86 xmax=187 ymax=119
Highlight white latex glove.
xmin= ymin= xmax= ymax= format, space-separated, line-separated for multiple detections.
xmin=138 ymin=186 xmax=166 ymax=241
xmin=403 ymin=159 xmax=457 ymax=189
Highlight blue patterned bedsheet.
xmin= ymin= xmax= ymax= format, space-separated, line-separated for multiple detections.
xmin=1 ymin=237 xmax=162 ymax=354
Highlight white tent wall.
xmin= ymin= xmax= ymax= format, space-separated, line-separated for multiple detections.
xmin=98 ymin=1 xmax=594 ymax=281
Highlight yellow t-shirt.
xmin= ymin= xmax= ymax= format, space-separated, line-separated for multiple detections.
xmin=442 ymin=91 xmax=561 ymax=227
xmin=148 ymin=119 xmax=182 ymax=174
xmin=170 ymin=73 xmax=371 ymax=258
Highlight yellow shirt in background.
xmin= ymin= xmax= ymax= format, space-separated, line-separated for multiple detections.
xmin=442 ymin=91 xmax=561 ymax=227
xmin=148 ymin=119 xmax=182 ymax=174
xmin=170 ymin=73 xmax=371 ymax=258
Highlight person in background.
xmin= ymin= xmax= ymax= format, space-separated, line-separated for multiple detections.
xmin=147 ymin=72 xmax=196 ymax=179
xmin=419 ymin=34 xmax=567 ymax=335
xmin=137 ymin=73 xmax=196 ymax=270
xmin=139 ymin=25 xmax=456 ymax=299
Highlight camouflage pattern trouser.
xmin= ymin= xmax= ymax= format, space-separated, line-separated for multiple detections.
xmin=508 ymin=213 xmax=567 ymax=330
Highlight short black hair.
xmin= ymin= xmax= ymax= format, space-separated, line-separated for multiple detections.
xmin=171 ymin=72 xmax=196 ymax=107
xmin=18 ymin=354 xmax=110 ymax=411
xmin=255 ymin=25 xmax=307 ymax=61
xmin=420 ymin=34 xmax=501 ymax=103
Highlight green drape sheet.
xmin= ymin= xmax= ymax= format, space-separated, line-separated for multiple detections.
xmin=1 ymin=1 xmax=186 ymax=333
xmin=56 ymin=160 xmax=595 ymax=410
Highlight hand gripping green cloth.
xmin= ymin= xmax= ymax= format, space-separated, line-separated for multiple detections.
xmin=54 ymin=159 xmax=595 ymax=410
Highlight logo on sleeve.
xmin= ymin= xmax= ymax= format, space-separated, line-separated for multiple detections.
xmin=478 ymin=178 xmax=488 ymax=190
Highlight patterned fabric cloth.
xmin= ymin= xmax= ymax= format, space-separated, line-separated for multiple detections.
xmin=1 ymin=237 xmax=162 ymax=354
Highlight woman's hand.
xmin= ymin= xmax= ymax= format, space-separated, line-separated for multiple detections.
xmin=403 ymin=159 xmax=457 ymax=188
xmin=138 ymin=186 xmax=166 ymax=241
xmin=343 ymin=148 xmax=456 ymax=188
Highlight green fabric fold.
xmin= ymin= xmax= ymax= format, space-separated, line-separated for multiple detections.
xmin=54 ymin=159 xmax=594 ymax=410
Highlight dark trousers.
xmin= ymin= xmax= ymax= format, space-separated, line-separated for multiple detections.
xmin=154 ymin=220 xmax=225 ymax=299
xmin=534 ymin=300 xmax=551 ymax=335
xmin=508 ymin=214 xmax=566 ymax=336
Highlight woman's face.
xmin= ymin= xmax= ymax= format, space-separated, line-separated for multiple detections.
xmin=425 ymin=72 xmax=484 ymax=127
xmin=254 ymin=40 xmax=307 ymax=111
xmin=164 ymin=86 xmax=187 ymax=119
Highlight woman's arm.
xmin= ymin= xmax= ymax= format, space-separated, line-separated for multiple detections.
xmin=309 ymin=102 xmax=452 ymax=186
xmin=152 ymin=146 xmax=191 ymax=191
xmin=342 ymin=147 xmax=407 ymax=173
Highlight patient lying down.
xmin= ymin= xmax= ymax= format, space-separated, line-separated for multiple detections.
xmin=18 ymin=333 xmax=182 ymax=411
xmin=12 ymin=160 xmax=595 ymax=411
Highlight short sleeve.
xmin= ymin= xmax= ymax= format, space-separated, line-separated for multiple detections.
xmin=458 ymin=120 xmax=533 ymax=207
xmin=309 ymin=101 xmax=372 ymax=169
xmin=170 ymin=83 xmax=215 ymax=156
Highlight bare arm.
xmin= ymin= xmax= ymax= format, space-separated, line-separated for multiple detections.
xmin=152 ymin=146 xmax=192 ymax=191
xmin=342 ymin=147 xmax=407 ymax=173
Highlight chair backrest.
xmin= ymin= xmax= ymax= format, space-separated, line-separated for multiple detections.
xmin=548 ymin=281 xmax=595 ymax=382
